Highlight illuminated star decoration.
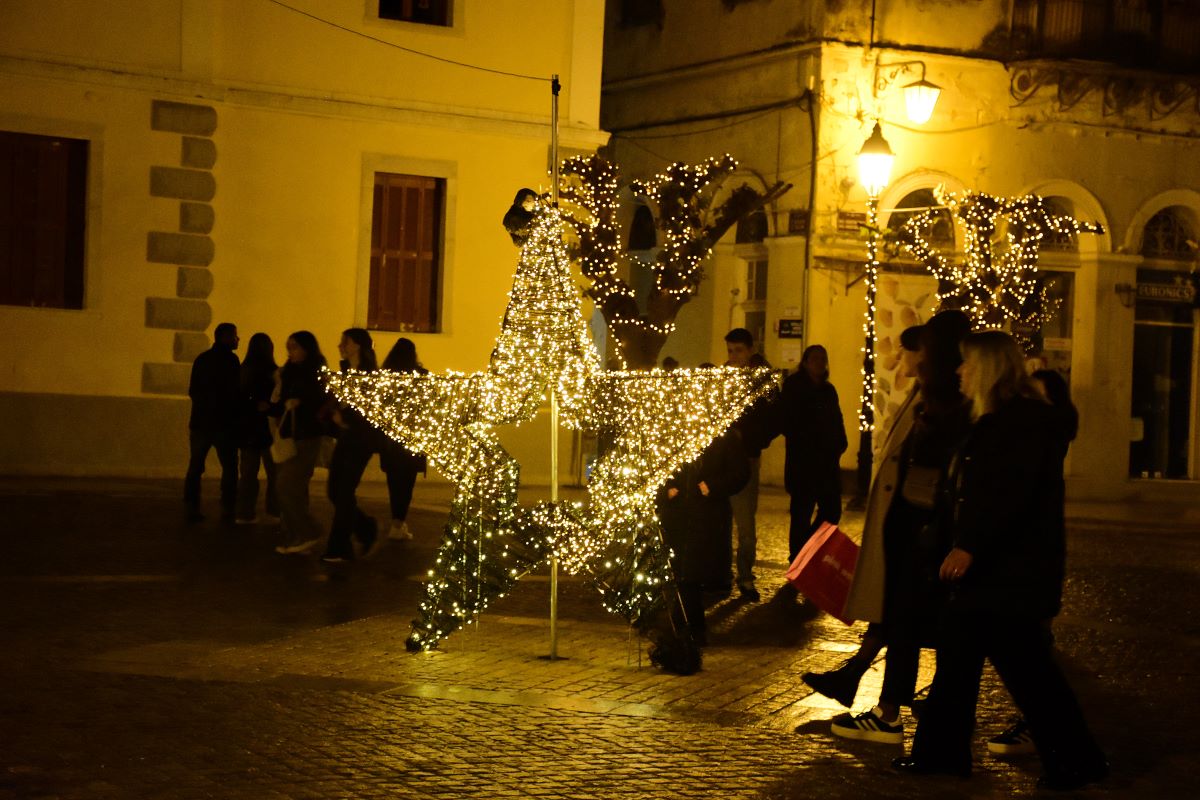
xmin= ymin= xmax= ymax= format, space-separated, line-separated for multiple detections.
xmin=327 ymin=205 xmax=775 ymax=652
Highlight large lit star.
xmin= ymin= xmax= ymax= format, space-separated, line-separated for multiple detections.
xmin=328 ymin=206 xmax=775 ymax=652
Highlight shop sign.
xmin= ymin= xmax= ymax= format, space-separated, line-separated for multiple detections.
xmin=778 ymin=318 xmax=804 ymax=339
xmin=837 ymin=211 xmax=867 ymax=233
xmin=1137 ymin=281 xmax=1196 ymax=303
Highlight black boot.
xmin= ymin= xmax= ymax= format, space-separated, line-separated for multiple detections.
xmin=802 ymin=657 xmax=870 ymax=708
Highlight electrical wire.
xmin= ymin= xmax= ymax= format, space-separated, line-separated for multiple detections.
xmin=263 ymin=0 xmax=550 ymax=83
xmin=616 ymin=107 xmax=784 ymax=139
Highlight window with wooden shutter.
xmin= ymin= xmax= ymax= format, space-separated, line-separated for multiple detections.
xmin=0 ymin=130 xmax=88 ymax=309
xmin=368 ymin=172 xmax=443 ymax=332
xmin=378 ymin=0 xmax=451 ymax=26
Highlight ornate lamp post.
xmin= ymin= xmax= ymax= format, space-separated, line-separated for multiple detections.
xmin=852 ymin=122 xmax=895 ymax=504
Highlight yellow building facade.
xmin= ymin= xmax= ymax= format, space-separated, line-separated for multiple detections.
xmin=602 ymin=0 xmax=1200 ymax=502
xmin=0 ymin=0 xmax=607 ymax=479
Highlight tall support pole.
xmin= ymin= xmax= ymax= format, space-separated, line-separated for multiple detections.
xmin=854 ymin=196 xmax=880 ymax=502
xmin=547 ymin=73 xmax=562 ymax=660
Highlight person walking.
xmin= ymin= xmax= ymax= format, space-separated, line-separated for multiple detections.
xmin=380 ymin=337 xmax=428 ymax=541
xmin=723 ymin=327 xmax=771 ymax=602
xmin=818 ymin=311 xmax=972 ymax=744
xmin=320 ymin=328 xmax=385 ymax=563
xmin=771 ymin=344 xmax=848 ymax=563
xmin=656 ymin=428 xmax=750 ymax=646
xmin=273 ymin=331 xmax=328 ymax=555
xmin=234 ymin=333 xmax=279 ymax=525
xmin=895 ymin=331 xmax=1107 ymax=790
xmin=184 ymin=322 xmax=241 ymax=523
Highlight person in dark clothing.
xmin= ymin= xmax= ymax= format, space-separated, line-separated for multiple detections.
xmin=321 ymin=328 xmax=385 ymax=564
xmin=770 ymin=344 xmax=848 ymax=562
xmin=724 ymin=327 xmax=772 ymax=602
xmin=827 ymin=311 xmax=973 ymax=744
xmin=657 ymin=428 xmax=750 ymax=646
xmin=380 ymin=337 xmax=428 ymax=541
xmin=234 ymin=333 xmax=279 ymax=524
xmin=896 ymin=331 xmax=1107 ymax=791
xmin=273 ymin=331 xmax=328 ymax=555
xmin=184 ymin=322 xmax=240 ymax=523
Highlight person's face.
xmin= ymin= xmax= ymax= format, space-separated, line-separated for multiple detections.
xmin=957 ymin=352 xmax=978 ymax=397
xmin=521 ymin=194 xmax=536 ymax=212
xmin=725 ymin=342 xmax=753 ymax=367
xmin=286 ymin=337 xmax=307 ymax=364
xmin=804 ymin=350 xmax=828 ymax=382
xmin=899 ymin=347 xmax=922 ymax=379
xmin=220 ymin=327 xmax=239 ymax=349
xmin=338 ymin=334 xmax=360 ymax=363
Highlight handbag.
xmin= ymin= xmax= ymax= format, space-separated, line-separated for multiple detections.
xmin=784 ymin=522 xmax=859 ymax=624
xmin=270 ymin=409 xmax=298 ymax=463
xmin=900 ymin=463 xmax=941 ymax=509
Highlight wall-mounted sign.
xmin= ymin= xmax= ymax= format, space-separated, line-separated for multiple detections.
xmin=837 ymin=211 xmax=867 ymax=233
xmin=778 ymin=318 xmax=804 ymax=339
xmin=1137 ymin=281 xmax=1196 ymax=304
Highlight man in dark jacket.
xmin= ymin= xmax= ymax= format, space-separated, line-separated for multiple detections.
xmin=770 ymin=344 xmax=848 ymax=562
xmin=184 ymin=322 xmax=241 ymax=522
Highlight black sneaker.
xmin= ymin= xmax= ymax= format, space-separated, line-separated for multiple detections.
xmin=739 ymin=585 xmax=761 ymax=602
xmin=803 ymin=658 xmax=868 ymax=708
xmin=831 ymin=708 xmax=903 ymax=745
xmin=988 ymin=717 xmax=1035 ymax=755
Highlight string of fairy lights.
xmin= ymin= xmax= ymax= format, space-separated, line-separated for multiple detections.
xmin=327 ymin=204 xmax=775 ymax=652
xmin=858 ymin=197 xmax=881 ymax=434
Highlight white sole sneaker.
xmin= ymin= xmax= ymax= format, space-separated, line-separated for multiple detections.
xmin=275 ymin=538 xmax=319 ymax=555
xmin=388 ymin=522 xmax=413 ymax=540
xmin=830 ymin=710 xmax=904 ymax=745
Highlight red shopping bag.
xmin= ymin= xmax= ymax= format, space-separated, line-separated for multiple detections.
xmin=784 ymin=521 xmax=859 ymax=624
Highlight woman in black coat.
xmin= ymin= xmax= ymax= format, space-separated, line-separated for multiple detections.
xmin=772 ymin=345 xmax=848 ymax=562
xmin=657 ymin=429 xmax=750 ymax=645
xmin=273 ymin=331 xmax=329 ymax=554
xmin=235 ymin=333 xmax=279 ymax=524
xmin=379 ymin=337 xmax=428 ymax=541
xmin=896 ymin=331 xmax=1106 ymax=790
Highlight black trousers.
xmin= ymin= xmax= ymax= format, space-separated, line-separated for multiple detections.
xmin=184 ymin=429 xmax=237 ymax=515
xmin=912 ymin=604 xmax=1105 ymax=773
xmin=385 ymin=462 xmax=419 ymax=521
xmin=324 ymin=438 xmax=376 ymax=558
xmin=787 ymin=486 xmax=842 ymax=562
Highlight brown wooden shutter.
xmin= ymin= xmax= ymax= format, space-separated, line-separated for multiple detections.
xmin=0 ymin=131 xmax=86 ymax=309
xmin=368 ymin=173 xmax=442 ymax=332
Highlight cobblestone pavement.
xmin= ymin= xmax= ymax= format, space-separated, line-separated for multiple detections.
xmin=0 ymin=477 xmax=1196 ymax=798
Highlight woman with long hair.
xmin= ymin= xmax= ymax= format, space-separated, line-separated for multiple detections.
xmin=320 ymin=328 xmax=384 ymax=563
xmin=896 ymin=331 xmax=1106 ymax=790
xmin=273 ymin=331 xmax=328 ymax=554
xmin=380 ymin=337 xmax=428 ymax=541
xmin=234 ymin=333 xmax=279 ymax=524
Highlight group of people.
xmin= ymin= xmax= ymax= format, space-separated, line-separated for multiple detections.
xmin=658 ymin=314 xmax=1106 ymax=790
xmin=184 ymin=323 xmax=427 ymax=564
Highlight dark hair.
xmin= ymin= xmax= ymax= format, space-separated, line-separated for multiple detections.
xmin=917 ymin=310 xmax=972 ymax=412
xmin=287 ymin=330 xmax=326 ymax=370
xmin=1033 ymin=369 xmax=1079 ymax=442
xmin=800 ymin=344 xmax=829 ymax=382
xmin=660 ymin=355 xmax=679 ymax=372
xmin=724 ymin=328 xmax=754 ymax=347
xmin=242 ymin=332 xmax=276 ymax=372
xmin=513 ymin=188 xmax=537 ymax=205
xmin=214 ymin=322 xmax=237 ymax=341
xmin=341 ymin=327 xmax=377 ymax=372
xmin=382 ymin=337 xmax=420 ymax=373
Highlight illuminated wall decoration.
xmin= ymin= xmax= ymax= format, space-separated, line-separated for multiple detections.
xmin=327 ymin=205 xmax=775 ymax=658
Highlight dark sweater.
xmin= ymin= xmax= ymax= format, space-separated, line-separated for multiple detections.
xmin=188 ymin=344 xmax=241 ymax=433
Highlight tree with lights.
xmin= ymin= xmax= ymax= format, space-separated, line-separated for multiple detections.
xmin=556 ymin=154 xmax=790 ymax=369
xmin=891 ymin=188 xmax=1103 ymax=347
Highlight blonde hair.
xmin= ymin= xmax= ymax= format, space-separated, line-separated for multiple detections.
xmin=960 ymin=330 xmax=1044 ymax=420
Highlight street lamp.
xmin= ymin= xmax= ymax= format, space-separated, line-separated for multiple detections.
xmin=852 ymin=122 xmax=895 ymax=505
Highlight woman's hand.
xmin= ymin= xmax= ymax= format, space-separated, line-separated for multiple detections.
xmin=939 ymin=547 xmax=973 ymax=582
xmin=698 ymin=481 xmax=710 ymax=497
xmin=666 ymin=487 xmax=679 ymax=500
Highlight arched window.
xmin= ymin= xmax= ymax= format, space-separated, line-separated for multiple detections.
xmin=886 ymin=188 xmax=954 ymax=247
xmin=1141 ymin=206 xmax=1197 ymax=260
xmin=1041 ymin=197 xmax=1078 ymax=252
xmin=627 ymin=204 xmax=657 ymax=251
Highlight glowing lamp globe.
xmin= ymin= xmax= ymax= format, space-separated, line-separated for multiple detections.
xmin=903 ymin=79 xmax=941 ymax=124
xmin=857 ymin=122 xmax=895 ymax=199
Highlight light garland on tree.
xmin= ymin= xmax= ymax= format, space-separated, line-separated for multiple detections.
xmin=327 ymin=205 xmax=776 ymax=655
xmin=898 ymin=188 xmax=1104 ymax=344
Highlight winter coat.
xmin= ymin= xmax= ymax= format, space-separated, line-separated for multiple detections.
xmin=657 ymin=430 xmax=751 ymax=586
xmin=945 ymin=395 xmax=1067 ymax=621
xmin=276 ymin=361 xmax=328 ymax=441
xmin=238 ymin=361 xmax=277 ymax=449
xmin=770 ymin=370 xmax=848 ymax=495
xmin=379 ymin=364 xmax=429 ymax=474
xmin=188 ymin=344 xmax=241 ymax=433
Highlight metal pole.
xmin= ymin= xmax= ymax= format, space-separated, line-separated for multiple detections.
xmin=551 ymin=74 xmax=561 ymax=206
xmin=548 ymin=74 xmax=561 ymax=660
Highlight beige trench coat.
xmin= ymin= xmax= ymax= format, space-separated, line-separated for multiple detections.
xmin=841 ymin=388 xmax=919 ymax=623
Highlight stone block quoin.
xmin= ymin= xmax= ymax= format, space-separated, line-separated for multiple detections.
xmin=141 ymin=362 xmax=192 ymax=395
xmin=150 ymin=167 xmax=215 ymax=202
xmin=176 ymin=267 xmax=213 ymax=299
xmin=147 ymin=231 xmax=214 ymax=266
xmin=181 ymin=137 xmax=217 ymax=169
xmin=173 ymin=332 xmax=211 ymax=363
xmin=151 ymin=100 xmax=217 ymax=136
xmin=145 ymin=297 xmax=212 ymax=331
xmin=179 ymin=203 xmax=214 ymax=234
